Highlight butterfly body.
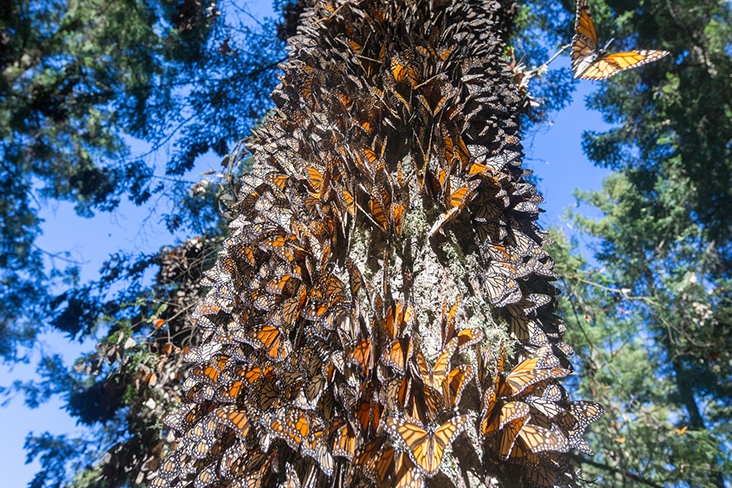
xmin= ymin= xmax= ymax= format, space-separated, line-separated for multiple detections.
xmin=572 ymin=0 xmax=669 ymax=80
xmin=385 ymin=415 xmax=469 ymax=477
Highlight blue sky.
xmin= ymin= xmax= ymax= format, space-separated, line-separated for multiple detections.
xmin=0 ymin=5 xmax=612 ymax=485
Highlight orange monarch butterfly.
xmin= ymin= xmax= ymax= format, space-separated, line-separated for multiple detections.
xmin=215 ymin=380 xmax=244 ymax=403
xmin=392 ymin=456 xmax=423 ymax=488
xmin=355 ymin=394 xmax=383 ymax=435
xmin=442 ymin=364 xmax=473 ymax=409
xmin=332 ymin=422 xmax=357 ymax=460
xmin=514 ymin=422 xmax=569 ymax=455
xmin=238 ymin=324 xmax=292 ymax=362
xmin=572 ymin=0 xmax=669 ymax=80
xmin=497 ymin=354 xmax=570 ymax=398
xmin=383 ymin=337 xmax=413 ymax=373
xmin=362 ymin=445 xmax=398 ymax=485
xmin=405 ymin=382 xmax=445 ymax=423
xmin=383 ymin=301 xmax=412 ymax=340
xmin=384 ymin=415 xmax=469 ymax=477
xmin=411 ymin=338 xmax=457 ymax=390
xmin=214 ymin=406 xmax=251 ymax=438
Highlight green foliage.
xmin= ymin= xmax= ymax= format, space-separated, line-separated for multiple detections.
xmin=539 ymin=1 xmax=732 ymax=485
xmin=0 ymin=0 xmax=286 ymax=361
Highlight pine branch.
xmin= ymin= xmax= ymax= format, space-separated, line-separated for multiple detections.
xmin=574 ymin=454 xmax=664 ymax=488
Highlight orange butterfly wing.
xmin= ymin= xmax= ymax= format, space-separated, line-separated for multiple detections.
xmin=579 ymin=50 xmax=670 ymax=80
xmin=386 ymin=415 xmax=468 ymax=477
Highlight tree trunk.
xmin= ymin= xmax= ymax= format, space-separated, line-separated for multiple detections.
xmin=150 ymin=1 xmax=602 ymax=487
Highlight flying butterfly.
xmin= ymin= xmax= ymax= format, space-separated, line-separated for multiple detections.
xmin=572 ymin=0 xmax=669 ymax=80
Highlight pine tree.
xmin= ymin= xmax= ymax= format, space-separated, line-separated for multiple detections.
xmin=532 ymin=0 xmax=732 ymax=485
xmin=149 ymin=1 xmax=602 ymax=487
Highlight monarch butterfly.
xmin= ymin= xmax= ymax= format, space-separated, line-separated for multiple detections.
xmin=362 ymin=445 xmax=397 ymax=485
xmin=293 ymin=374 xmax=326 ymax=410
xmin=509 ymin=439 xmax=540 ymax=467
xmin=216 ymin=380 xmax=244 ymax=403
xmin=407 ymin=382 xmax=445 ymax=423
xmin=482 ymin=265 xmax=521 ymax=307
xmin=411 ymin=338 xmax=457 ymax=390
xmin=346 ymin=338 xmax=373 ymax=374
xmin=570 ymin=401 xmax=604 ymax=433
xmin=383 ymin=301 xmax=412 ymax=340
xmin=213 ymin=406 xmax=251 ymax=438
xmin=152 ymin=451 xmax=184 ymax=484
xmin=439 ymin=300 xmax=484 ymax=352
xmin=332 ymin=422 xmax=357 ymax=460
xmin=393 ymin=456 xmax=423 ymax=488
xmin=498 ymin=415 xmax=528 ymax=459
xmin=353 ymin=438 xmax=394 ymax=485
xmin=383 ymin=337 xmax=413 ymax=373
xmin=391 ymin=57 xmax=409 ymax=83
xmin=240 ymin=325 xmax=292 ymax=362
xmin=525 ymin=463 xmax=564 ymax=487
xmin=301 ymin=430 xmax=334 ymax=476
xmin=572 ymin=0 xmax=669 ymax=80
xmin=384 ymin=415 xmax=469 ymax=477
xmin=369 ymin=195 xmax=389 ymax=231
xmin=182 ymin=342 xmax=222 ymax=363
xmin=442 ymin=364 xmax=473 ymax=409
xmin=481 ymin=395 xmax=530 ymax=436
xmin=283 ymin=463 xmax=301 ymax=488
xmin=515 ymin=423 xmax=569 ymax=455
xmin=355 ymin=394 xmax=383 ymax=435
xmin=219 ymin=439 xmax=246 ymax=477
xmin=497 ymin=355 xmax=570 ymax=398
xmin=266 ymin=274 xmax=295 ymax=296
xmin=526 ymin=397 xmax=576 ymax=432
xmin=565 ymin=400 xmax=604 ymax=454
xmin=238 ymin=364 xmax=275 ymax=385
xmin=391 ymin=202 xmax=406 ymax=234
xmin=185 ymin=415 xmax=220 ymax=459
xmin=189 ymin=354 xmax=230 ymax=384
xmin=254 ymin=379 xmax=280 ymax=411
xmin=263 ymin=408 xmax=312 ymax=449
xmin=383 ymin=376 xmax=412 ymax=412
xmin=353 ymin=437 xmax=385 ymax=471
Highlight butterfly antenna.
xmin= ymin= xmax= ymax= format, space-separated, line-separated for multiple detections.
xmin=602 ymin=37 xmax=615 ymax=51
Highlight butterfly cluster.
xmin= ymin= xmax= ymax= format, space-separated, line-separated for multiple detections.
xmin=150 ymin=1 xmax=602 ymax=487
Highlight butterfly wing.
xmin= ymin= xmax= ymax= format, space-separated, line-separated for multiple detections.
xmin=578 ymin=50 xmax=670 ymax=80
xmin=516 ymin=423 xmax=569 ymax=454
xmin=499 ymin=416 xmax=527 ymax=460
xmin=430 ymin=338 xmax=457 ymax=389
xmin=574 ymin=0 xmax=598 ymax=46
xmin=572 ymin=0 xmax=669 ymax=79
xmin=424 ymin=415 xmax=470 ymax=475
xmin=572 ymin=0 xmax=599 ymax=74
xmin=442 ymin=365 xmax=473 ymax=409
